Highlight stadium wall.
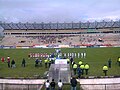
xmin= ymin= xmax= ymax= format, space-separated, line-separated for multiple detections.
xmin=0 ymin=45 xmax=120 ymax=49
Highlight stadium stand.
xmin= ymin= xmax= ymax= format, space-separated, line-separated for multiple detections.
xmin=0 ymin=21 xmax=120 ymax=47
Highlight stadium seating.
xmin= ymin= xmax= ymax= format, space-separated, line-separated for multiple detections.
xmin=0 ymin=21 xmax=120 ymax=47
xmin=0 ymin=33 xmax=120 ymax=47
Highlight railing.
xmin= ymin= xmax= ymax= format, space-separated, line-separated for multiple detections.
xmin=80 ymin=83 xmax=120 ymax=90
xmin=0 ymin=82 xmax=120 ymax=90
xmin=0 ymin=83 xmax=43 ymax=90
xmin=0 ymin=83 xmax=81 ymax=90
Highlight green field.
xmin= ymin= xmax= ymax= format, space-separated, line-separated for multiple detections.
xmin=0 ymin=47 xmax=120 ymax=78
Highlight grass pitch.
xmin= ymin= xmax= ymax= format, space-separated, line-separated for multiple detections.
xmin=0 ymin=47 xmax=120 ymax=78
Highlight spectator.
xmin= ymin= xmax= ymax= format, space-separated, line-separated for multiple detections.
xmin=45 ymin=80 xmax=50 ymax=90
xmin=51 ymin=53 xmax=55 ymax=58
xmin=11 ymin=59 xmax=16 ymax=68
xmin=35 ymin=58 xmax=39 ymax=67
xmin=83 ymin=51 xmax=86 ymax=58
xmin=67 ymin=58 xmax=70 ymax=64
xmin=39 ymin=59 xmax=42 ymax=67
xmin=70 ymin=57 xmax=73 ymax=64
xmin=117 ymin=57 xmax=120 ymax=67
xmin=58 ymin=79 xmax=63 ymax=90
xmin=7 ymin=56 xmax=10 ymax=68
xmin=70 ymin=77 xmax=77 ymax=90
xmin=1 ymin=57 xmax=5 ymax=63
xmin=48 ymin=59 xmax=51 ymax=68
xmin=28 ymin=53 xmax=30 ymax=59
xmin=51 ymin=59 xmax=55 ymax=64
xmin=22 ymin=58 xmax=26 ymax=67
xmin=108 ymin=58 xmax=112 ymax=68
xmin=77 ymin=65 xmax=81 ymax=78
xmin=50 ymin=79 xmax=55 ymax=90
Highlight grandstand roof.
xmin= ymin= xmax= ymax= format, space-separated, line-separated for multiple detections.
xmin=0 ymin=20 xmax=120 ymax=30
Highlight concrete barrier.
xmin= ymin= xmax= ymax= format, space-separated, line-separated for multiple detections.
xmin=77 ymin=77 xmax=120 ymax=90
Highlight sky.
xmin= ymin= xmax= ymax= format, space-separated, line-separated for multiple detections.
xmin=0 ymin=0 xmax=120 ymax=23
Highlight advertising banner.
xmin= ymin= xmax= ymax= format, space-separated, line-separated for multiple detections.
xmin=55 ymin=59 xmax=67 ymax=64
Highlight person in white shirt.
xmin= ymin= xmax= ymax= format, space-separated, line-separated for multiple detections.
xmin=58 ymin=79 xmax=63 ymax=90
xmin=83 ymin=51 xmax=86 ymax=58
xmin=81 ymin=52 xmax=84 ymax=58
xmin=39 ymin=59 xmax=42 ymax=67
xmin=45 ymin=80 xmax=50 ymax=90
xmin=78 ymin=53 xmax=80 ymax=58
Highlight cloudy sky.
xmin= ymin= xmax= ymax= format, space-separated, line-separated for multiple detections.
xmin=0 ymin=0 xmax=120 ymax=23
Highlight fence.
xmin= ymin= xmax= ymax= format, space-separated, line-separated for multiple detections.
xmin=0 ymin=83 xmax=43 ymax=90
xmin=0 ymin=82 xmax=120 ymax=90
xmin=0 ymin=83 xmax=80 ymax=90
xmin=80 ymin=83 xmax=120 ymax=90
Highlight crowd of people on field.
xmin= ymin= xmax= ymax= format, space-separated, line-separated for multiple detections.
xmin=1 ymin=54 xmax=120 ymax=90
xmin=1 ymin=56 xmax=26 ymax=68
xmin=102 ymin=57 xmax=120 ymax=76
xmin=45 ymin=79 xmax=63 ymax=90
xmin=43 ymin=56 xmax=120 ymax=90
xmin=1 ymin=54 xmax=120 ymax=75
xmin=44 ymin=77 xmax=77 ymax=90
xmin=1 ymin=55 xmax=120 ymax=75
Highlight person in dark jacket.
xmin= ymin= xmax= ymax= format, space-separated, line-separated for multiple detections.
xmin=35 ymin=58 xmax=39 ymax=67
xmin=22 ymin=58 xmax=26 ymax=67
xmin=77 ymin=65 xmax=81 ymax=78
xmin=70 ymin=77 xmax=77 ymax=90
xmin=50 ymin=79 xmax=55 ymax=90
xmin=7 ymin=56 xmax=10 ymax=68
xmin=11 ymin=59 xmax=16 ymax=68
xmin=108 ymin=58 xmax=112 ymax=68
xmin=70 ymin=57 xmax=74 ymax=64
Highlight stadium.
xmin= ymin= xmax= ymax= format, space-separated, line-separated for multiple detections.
xmin=0 ymin=0 xmax=120 ymax=90
xmin=0 ymin=21 xmax=120 ymax=90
